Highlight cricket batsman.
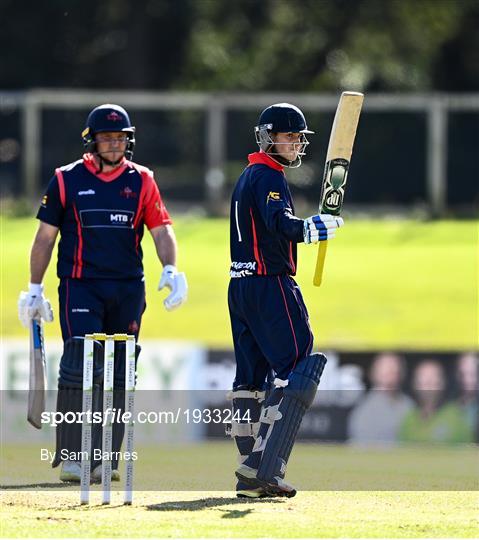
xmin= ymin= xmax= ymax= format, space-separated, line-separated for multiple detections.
xmin=17 ymin=104 xmax=188 ymax=482
xmin=228 ymin=103 xmax=343 ymax=497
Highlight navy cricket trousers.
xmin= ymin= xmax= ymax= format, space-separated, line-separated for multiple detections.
xmin=58 ymin=277 xmax=146 ymax=342
xmin=228 ymin=274 xmax=314 ymax=388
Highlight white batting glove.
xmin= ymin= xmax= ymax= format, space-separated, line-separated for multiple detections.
xmin=18 ymin=283 xmax=54 ymax=328
xmin=303 ymin=214 xmax=344 ymax=244
xmin=158 ymin=265 xmax=188 ymax=311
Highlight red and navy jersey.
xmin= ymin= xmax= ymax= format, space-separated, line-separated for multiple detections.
xmin=229 ymin=152 xmax=304 ymax=277
xmin=37 ymin=153 xmax=171 ymax=279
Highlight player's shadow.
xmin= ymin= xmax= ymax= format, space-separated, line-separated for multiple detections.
xmin=221 ymin=508 xmax=254 ymax=518
xmin=146 ymin=496 xmax=284 ymax=513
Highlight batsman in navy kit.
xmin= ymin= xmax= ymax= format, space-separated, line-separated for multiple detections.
xmin=228 ymin=103 xmax=343 ymax=497
xmin=18 ymin=104 xmax=188 ymax=482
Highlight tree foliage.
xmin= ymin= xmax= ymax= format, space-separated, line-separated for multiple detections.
xmin=1 ymin=0 xmax=478 ymax=91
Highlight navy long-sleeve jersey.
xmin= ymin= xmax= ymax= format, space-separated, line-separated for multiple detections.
xmin=229 ymin=152 xmax=304 ymax=277
xmin=37 ymin=153 xmax=171 ymax=280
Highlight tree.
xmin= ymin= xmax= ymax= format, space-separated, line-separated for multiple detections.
xmin=1 ymin=0 xmax=478 ymax=91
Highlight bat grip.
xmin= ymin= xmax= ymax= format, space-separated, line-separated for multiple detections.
xmin=313 ymin=240 xmax=328 ymax=287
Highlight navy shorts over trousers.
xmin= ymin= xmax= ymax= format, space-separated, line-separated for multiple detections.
xmin=228 ymin=275 xmax=314 ymax=387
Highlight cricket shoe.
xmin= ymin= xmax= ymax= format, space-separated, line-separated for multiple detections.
xmin=60 ymin=460 xmax=81 ymax=482
xmin=236 ymin=478 xmax=268 ymax=499
xmin=235 ymin=464 xmax=297 ymax=498
xmin=91 ymin=465 xmax=120 ymax=483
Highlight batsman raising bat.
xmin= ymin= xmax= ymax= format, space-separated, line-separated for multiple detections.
xmin=227 ymin=102 xmax=345 ymax=498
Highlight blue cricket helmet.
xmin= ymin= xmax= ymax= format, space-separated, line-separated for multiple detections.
xmin=256 ymin=103 xmax=314 ymax=134
xmin=82 ymin=104 xmax=136 ymax=160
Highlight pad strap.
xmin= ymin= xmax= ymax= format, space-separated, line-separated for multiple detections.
xmin=227 ymin=389 xmax=266 ymax=401
xmin=228 ymin=421 xmax=261 ymax=437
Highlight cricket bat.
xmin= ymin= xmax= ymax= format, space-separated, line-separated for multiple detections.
xmin=313 ymin=91 xmax=364 ymax=286
xmin=28 ymin=318 xmax=47 ymax=429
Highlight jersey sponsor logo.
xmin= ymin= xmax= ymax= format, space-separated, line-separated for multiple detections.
xmin=79 ymin=209 xmax=134 ymax=228
xmin=230 ymin=269 xmax=254 ymax=278
xmin=230 ymin=261 xmax=257 ymax=277
xmin=110 ymin=213 xmax=130 ymax=223
xmin=71 ymin=308 xmax=90 ymax=313
xmin=231 ymin=261 xmax=257 ymax=270
xmin=78 ymin=189 xmax=96 ymax=196
xmin=120 ymin=186 xmax=137 ymax=199
xmin=267 ymin=191 xmax=281 ymax=203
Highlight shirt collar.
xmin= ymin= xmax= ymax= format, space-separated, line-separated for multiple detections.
xmin=82 ymin=153 xmax=128 ymax=182
xmin=247 ymin=151 xmax=284 ymax=172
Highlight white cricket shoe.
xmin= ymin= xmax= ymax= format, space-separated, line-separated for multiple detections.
xmin=91 ymin=465 xmax=120 ymax=483
xmin=60 ymin=460 xmax=81 ymax=482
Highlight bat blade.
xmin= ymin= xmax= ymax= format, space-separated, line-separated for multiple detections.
xmin=28 ymin=318 xmax=47 ymax=429
xmin=313 ymin=91 xmax=364 ymax=286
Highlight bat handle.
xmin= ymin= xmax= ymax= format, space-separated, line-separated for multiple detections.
xmin=313 ymin=240 xmax=328 ymax=287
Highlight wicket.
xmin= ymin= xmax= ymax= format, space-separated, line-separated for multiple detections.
xmin=80 ymin=333 xmax=136 ymax=506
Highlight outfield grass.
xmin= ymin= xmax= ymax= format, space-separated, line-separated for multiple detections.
xmin=1 ymin=443 xmax=477 ymax=538
xmin=1 ymin=216 xmax=477 ymax=350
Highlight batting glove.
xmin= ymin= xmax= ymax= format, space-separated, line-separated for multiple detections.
xmin=158 ymin=265 xmax=188 ymax=311
xmin=18 ymin=283 xmax=54 ymax=328
xmin=303 ymin=214 xmax=344 ymax=244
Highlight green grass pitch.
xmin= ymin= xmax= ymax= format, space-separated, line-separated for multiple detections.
xmin=1 ymin=215 xmax=477 ymax=350
xmin=1 ymin=442 xmax=477 ymax=538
